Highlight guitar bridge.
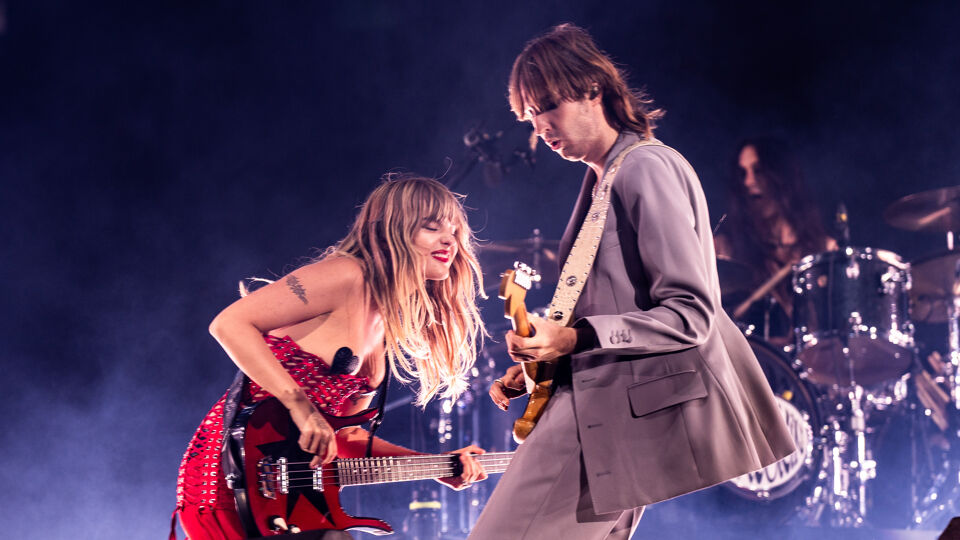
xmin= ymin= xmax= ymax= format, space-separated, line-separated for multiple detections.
xmin=257 ymin=457 xmax=288 ymax=499
xmin=313 ymin=466 xmax=325 ymax=492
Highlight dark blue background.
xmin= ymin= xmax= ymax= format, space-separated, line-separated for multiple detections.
xmin=1 ymin=1 xmax=958 ymax=538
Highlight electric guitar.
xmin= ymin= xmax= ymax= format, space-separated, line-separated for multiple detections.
xmin=225 ymin=397 xmax=513 ymax=537
xmin=498 ymin=262 xmax=554 ymax=443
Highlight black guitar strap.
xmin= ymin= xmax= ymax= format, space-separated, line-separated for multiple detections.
xmin=220 ymin=369 xmax=248 ymax=489
xmin=365 ymin=357 xmax=391 ymax=458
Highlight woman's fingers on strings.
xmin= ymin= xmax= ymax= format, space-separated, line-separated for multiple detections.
xmin=323 ymin=439 xmax=338 ymax=464
xmin=299 ymin=432 xmax=312 ymax=453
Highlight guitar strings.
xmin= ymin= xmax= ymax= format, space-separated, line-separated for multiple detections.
xmin=259 ymin=452 xmax=514 ymax=470
xmin=265 ymin=467 xmax=514 ymax=490
xmin=262 ymin=460 xmax=515 ymax=480
xmin=271 ymin=463 xmax=514 ymax=481
xmin=254 ymin=455 xmax=514 ymax=487
xmin=272 ymin=466 xmax=514 ymax=489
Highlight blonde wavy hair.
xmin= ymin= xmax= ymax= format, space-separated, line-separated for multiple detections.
xmin=323 ymin=174 xmax=486 ymax=407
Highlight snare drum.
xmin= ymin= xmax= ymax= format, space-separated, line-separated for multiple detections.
xmin=793 ymin=247 xmax=914 ymax=386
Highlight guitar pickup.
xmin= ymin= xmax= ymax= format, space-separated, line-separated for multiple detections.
xmin=257 ymin=457 xmax=289 ymax=498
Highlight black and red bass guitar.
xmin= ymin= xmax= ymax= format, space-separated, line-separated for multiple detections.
xmin=225 ymin=397 xmax=513 ymax=537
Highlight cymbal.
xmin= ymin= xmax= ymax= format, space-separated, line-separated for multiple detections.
xmin=477 ymin=238 xmax=559 ymax=257
xmin=884 ymin=186 xmax=960 ymax=232
xmin=910 ymin=250 xmax=960 ymax=323
xmin=477 ymin=237 xmax=560 ymax=292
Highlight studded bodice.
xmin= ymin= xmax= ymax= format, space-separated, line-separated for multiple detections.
xmin=176 ymin=335 xmax=373 ymax=511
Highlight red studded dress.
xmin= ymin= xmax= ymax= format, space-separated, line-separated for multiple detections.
xmin=175 ymin=334 xmax=373 ymax=540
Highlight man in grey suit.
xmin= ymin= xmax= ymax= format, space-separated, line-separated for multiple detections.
xmin=470 ymin=24 xmax=796 ymax=539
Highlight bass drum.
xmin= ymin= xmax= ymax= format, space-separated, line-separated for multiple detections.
xmin=718 ymin=335 xmax=821 ymax=523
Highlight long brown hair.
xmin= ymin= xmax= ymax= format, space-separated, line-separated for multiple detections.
xmin=508 ymin=23 xmax=663 ymax=139
xmin=325 ymin=174 xmax=486 ymax=406
xmin=724 ymin=137 xmax=829 ymax=271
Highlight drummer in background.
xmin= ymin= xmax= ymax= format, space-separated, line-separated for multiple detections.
xmin=714 ymin=136 xmax=837 ymax=345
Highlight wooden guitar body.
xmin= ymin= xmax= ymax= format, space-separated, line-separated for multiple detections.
xmin=498 ymin=264 xmax=555 ymax=443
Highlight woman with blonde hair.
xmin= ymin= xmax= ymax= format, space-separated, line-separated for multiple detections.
xmin=175 ymin=174 xmax=488 ymax=539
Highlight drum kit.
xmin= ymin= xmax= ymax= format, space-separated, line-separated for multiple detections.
xmin=719 ymin=185 xmax=960 ymax=531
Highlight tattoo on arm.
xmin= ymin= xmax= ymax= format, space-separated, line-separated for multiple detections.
xmin=286 ymin=275 xmax=308 ymax=305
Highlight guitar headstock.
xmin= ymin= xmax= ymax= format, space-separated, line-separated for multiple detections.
xmin=499 ymin=262 xmax=541 ymax=337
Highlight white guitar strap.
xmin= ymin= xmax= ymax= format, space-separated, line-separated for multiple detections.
xmin=546 ymin=139 xmax=660 ymax=326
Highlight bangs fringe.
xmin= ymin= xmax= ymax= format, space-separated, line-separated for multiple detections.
xmin=327 ymin=175 xmax=486 ymax=407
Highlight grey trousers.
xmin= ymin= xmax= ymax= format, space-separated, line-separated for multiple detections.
xmin=469 ymin=386 xmax=644 ymax=540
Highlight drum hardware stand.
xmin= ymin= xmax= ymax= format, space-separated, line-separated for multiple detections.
xmin=437 ymin=393 xmax=471 ymax=537
xmin=763 ymin=295 xmax=775 ymax=342
xmin=946 ymin=258 xmax=960 ymax=410
xmin=909 ymin=397 xmax=960 ymax=529
xmin=802 ymin=338 xmax=878 ymax=528
xmin=911 ymin=254 xmax=960 ymax=529
xmin=436 ymin=354 xmax=498 ymax=538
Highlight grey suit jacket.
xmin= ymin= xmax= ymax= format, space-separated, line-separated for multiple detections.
xmin=560 ymin=132 xmax=796 ymax=514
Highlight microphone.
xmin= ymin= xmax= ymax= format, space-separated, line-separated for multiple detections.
xmin=463 ymin=127 xmax=502 ymax=162
xmin=836 ymin=202 xmax=851 ymax=248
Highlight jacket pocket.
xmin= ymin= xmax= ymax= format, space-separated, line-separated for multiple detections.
xmin=627 ymin=369 xmax=707 ymax=418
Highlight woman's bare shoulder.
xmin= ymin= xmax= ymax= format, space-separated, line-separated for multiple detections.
xmin=297 ymin=255 xmax=366 ymax=287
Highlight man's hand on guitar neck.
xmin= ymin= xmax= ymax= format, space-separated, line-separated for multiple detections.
xmin=505 ymin=314 xmax=578 ymax=364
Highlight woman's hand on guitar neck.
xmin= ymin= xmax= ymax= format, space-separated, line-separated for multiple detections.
xmin=285 ymin=392 xmax=338 ymax=468
xmin=436 ymin=444 xmax=489 ymax=491
xmin=489 ymin=364 xmax=527 ymax=411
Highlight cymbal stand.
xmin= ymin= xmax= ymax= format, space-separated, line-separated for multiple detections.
xmin=911 ymin=253 xmax=960 ymax=529
xmin=437 ymin=393 xmax=473 ymax=537
xmin=803 ymin=347 xmax=877 ymax=528
xmin=946 ymin=258 xmax=960 ymax=410
xmin=530 ymin=229 xmax=544 ymax=290
xmin=436 ymin=353 xmax=498 ymax=538
xmin=763 ymin=295 xmax=776 ymax=342
xmin=910 ymin=402 xmax=960 ymax=529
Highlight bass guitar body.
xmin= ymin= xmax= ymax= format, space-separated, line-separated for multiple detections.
xmin=226 ymin=398 xmax=390 ymax=537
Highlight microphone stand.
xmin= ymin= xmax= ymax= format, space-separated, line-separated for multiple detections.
xmin=443 ymin=126 xmax=535 ymax=191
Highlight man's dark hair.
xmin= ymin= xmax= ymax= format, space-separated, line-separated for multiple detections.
xmin=508 ymin=23 xmax=663 ymax=139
